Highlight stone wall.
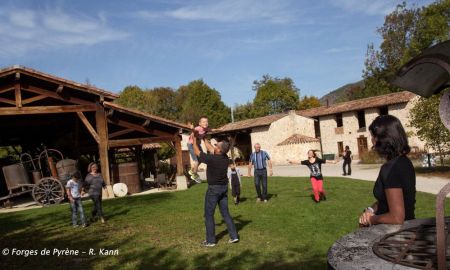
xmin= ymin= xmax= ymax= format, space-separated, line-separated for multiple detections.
xmin=319 ymin=99 xmax=426 ymax=160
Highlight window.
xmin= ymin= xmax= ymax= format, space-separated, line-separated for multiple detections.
xmin=314 ymin=119 xmax=321 ymax=138
xmin=357 ymin=110 xmax=366 ymax=129
xmin=337 ymin=142 xmax=344 ymax=156
xmin=379 ymin=106 xmax=388 ymax=115
xmin=335 ymin=113 xmax=343 ymax=127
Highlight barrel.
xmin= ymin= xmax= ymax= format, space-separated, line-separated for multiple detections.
xmin=2 ymin=164 xmax=31 ymax=191
xmin=117 ymin=162 xmax=141 ymax=194
xmin=56 ymin=159 xmax=78 ymax=187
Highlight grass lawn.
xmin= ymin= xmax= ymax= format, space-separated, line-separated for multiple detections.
xmin=0 ymin=177 xmax=447 ymax=270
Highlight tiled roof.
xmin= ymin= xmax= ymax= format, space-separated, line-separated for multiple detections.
xmin=216 ymin=113 xmax=288 ymax=133
xmin=297 ymin=91 xmax=417 ymax=118
xmin=277 ymin=134 xmax=320 ymax=146
xmin=0 ymin=65 xmax=119 ymax=100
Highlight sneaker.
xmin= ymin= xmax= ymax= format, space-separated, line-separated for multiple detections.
xmin=228 ymin=238 xmax=239 ymax=244
xmin=264 ymin=199 xmax=268 ymax=203
xmin=188 ymin=169 xmax=195 ymax=176
xmin=320 ymin=193 xmax=327 ymax=201
xmin=256 ymin=198 xmax=261 ymax=202
xmin=73 ymin=224 xmax=79 ymax=228
xmin=201 ymin=241 xmax=216 ymax=247
xmin=191 ymin=174 xmax=202 ymax=184
xmin=342 ymin=173 xmax=347 ymax=176
xmin=100 ymin=217 xmax=105 ymax=224
xmin=81 ymin=224 xmax=88 ymax=228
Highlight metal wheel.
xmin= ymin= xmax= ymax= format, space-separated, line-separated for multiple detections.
xmin=32 ymin=177 xmax=65 ymax=206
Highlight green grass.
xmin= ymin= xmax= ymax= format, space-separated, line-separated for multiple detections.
xmin=0 ymin=177 xmax=447 ymax=270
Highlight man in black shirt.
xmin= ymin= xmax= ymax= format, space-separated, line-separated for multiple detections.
xmin=193 ymin=137 xmax=239 ymax=247
xmin=342 ymin=145 xmax=352 ymax=176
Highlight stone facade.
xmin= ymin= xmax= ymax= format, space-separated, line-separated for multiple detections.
xmin=319 ymin=97 xmax=425 ymax=159
xmin=249 ymin=111 xmax=320 ymax=165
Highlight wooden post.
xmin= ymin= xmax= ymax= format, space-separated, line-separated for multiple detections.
xmin=95 ymin=103 xmax=113 ymax=198
xmin=174 ymin=136 xmax=184 ymax=176
xmin=14 ymin=81 xmax=22 ymax=108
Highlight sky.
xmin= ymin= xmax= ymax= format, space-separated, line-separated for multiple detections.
xmin=0 ymin=0 xmax=434 ymax=106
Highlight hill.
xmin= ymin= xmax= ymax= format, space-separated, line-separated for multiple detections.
xmin=320 ymin=80 xmax=365 ymax=106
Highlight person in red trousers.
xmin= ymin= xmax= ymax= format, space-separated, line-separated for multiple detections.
xmin=288 ymin=150 xmax=336 ymax=203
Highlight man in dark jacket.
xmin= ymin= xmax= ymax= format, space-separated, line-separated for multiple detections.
xmin=342 ymin=145 xmax=352 ymax=176
xmin=193 ymin=137 xmax=239 ymax=247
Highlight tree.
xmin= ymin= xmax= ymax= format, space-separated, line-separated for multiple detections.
xmin=147 ymin=87 xmax=180 ymax=120
xmin=233 ymin=102 xmax=257 ymax=121
xmin=115 ymin=86 xmax=155 ymax=113
xmin=409 ymin=93 xmax=450 ymax=166
xmin=177 ymin=80 xmax=230 ymax=128
xmin=360 ymin=1 xmax=450 ymax=100
xmin=252 ymin=74 xmax=299 ymax=116
xmin=298 ymin=95 xmax=321 ymax=110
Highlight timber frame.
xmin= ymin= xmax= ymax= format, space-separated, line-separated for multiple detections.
xmin=0 ymin=66 xmax=190 ymax=197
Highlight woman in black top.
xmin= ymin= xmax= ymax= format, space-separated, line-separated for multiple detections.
xmin=288 ymin=150 xmax=336 ymax=203
xmin=359 ymin=115 xmax=416 ymax=226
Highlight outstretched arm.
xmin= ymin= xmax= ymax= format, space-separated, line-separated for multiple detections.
xmin=192 ymin=138 xmax=202 ymax=157
xmin=325 ymin=159 xmax=337 ymax=164
xmin=287 ymin=159 xmax=301 ymax=164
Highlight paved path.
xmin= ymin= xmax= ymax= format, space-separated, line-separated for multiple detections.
xmin=238 ymin=163 xmax=449 ymax=195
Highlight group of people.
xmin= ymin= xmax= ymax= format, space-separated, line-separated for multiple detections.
xmin=187 ymin=114 xmax=416 ymax=246
xmin=65 ymin=162 xmax=107 ymax=228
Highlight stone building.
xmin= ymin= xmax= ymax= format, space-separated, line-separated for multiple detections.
xmin=298 ymin=91 xmax=425 ymax=160
xmin=214 ymin=91 xmax=425 ymax=165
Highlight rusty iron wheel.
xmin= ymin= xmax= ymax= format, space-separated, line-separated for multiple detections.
xmin=32 ymin=177 xmax=65 ymax=206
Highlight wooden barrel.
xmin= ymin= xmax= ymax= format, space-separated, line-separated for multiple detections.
xmin=117 ymin=162 xmax=141 ymax=194
xmin=56 ymin=159 xmax=78 ymax=187
xmin=2 ymin=164 xmax=31 ymax=191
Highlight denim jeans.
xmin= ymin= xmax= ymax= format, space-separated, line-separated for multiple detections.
xmin=343 ymin=160 xmax=352 ymax=175
xmin=204 ymin=185 xmax=238 ymax=243
xmin=90 ymin=195 xmax=104 ymax=218
xmin=70 ymin=198 xmax=86 ymax=225
xmin=254 ymin=168 xmax=268 ymax=200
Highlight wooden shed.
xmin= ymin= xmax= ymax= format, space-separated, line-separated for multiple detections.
xmin=0 ymin=65 xmax=190 ymax=197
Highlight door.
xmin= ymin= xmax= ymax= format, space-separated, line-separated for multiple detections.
xmin=357 ymin=136 xmax=368 ymax=158
xmin=337 ymin=142 xmax=344 ymax=157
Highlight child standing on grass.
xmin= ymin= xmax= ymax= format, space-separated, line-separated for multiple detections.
xmin=187 ymin=116 xmax=212 ymax=183
xmin=66 ymin=171 xmax=87 ymax=227
xmin=228 ymin=162 xmax=242 ymax=205
xmin=288 ymin=150 xmax=336 ymax=203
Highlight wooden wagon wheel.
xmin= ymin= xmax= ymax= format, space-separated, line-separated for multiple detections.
xmin=32 ymin=177 xmax=65 ymax=206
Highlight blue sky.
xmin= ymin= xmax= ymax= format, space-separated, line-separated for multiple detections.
xmin=0 ymin=0 xmax=434 ymax=106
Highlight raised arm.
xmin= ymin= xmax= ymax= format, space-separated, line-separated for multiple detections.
xmin=287 ymin=159 xmax=301 ymax=165
xmin=203 ymin=138 xmax=215 ymax=153
xmin=192 ymin=138 xmax=202 ymax=157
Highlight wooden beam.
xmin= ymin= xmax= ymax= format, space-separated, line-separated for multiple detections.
xmin=14 ymin=82 xmax=22 ymax=108
xmin=21 ymin=95 xmax=47 ymax=105
xmin=108 ymin=118 xmax=175 ymax=137
xmin=0 ymin=87 xmax=14 ymax=95
xmin=142 ymin=119 xmax=151 ymax=127
xmin=56 ymin=85 xmax=64 ymax=94
xmin=95 ymin=103 xmax=112 ymax=191
xmin=22 ymin=85 xmax=92 ymax=105
xmin=0 ymin=104 xmax=96 ymax=115
xmin=109 ymin=136 xmax=176 ymax=148
xmin=0 ymin=97 xmax=16 ymax=105
xmin=174 ymin=137 xmax=183 ymax=176
xmin=108 ymin=128 xmax=134 ymax=139
xmin=15 ymin=72 xmax=20 ymax=81
xmin=76 ymin=112 xmax=100 ymax=144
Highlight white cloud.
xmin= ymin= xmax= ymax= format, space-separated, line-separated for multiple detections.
xmin=138 ymin=0 xmax=296 ymax=24
xmin=0 ymin=8 xmax=129 ymax=57
xmin=332 ymin=0 xmax=402 ymax=15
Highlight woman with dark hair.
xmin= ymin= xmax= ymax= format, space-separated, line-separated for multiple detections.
xmin=85 ymin=162 xmax=106 ymax=223
xmin=288 ymin=150 xmax=336 ymax=203
xmin=359 ymin=115 xmax=416 ymax=226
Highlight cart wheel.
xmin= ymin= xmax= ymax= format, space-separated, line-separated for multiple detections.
xmin=32 ymin=177 xmax=65 ymax=206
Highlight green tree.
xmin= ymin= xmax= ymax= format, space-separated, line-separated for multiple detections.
xmin=298 ymin=95 xmax=321 ymax=110
xmin=148 ymin=87 xmax=180 ymax=120
xmin=115 ymin=86 xmax=155 ymax=113
xmin=178 ymin=80 xmax=231 ymax=128
xmin=252 ymin=74 xmax=299 ymax=116
xmin=409 ymin=93 xmax=450 ymax=166
xmin=361 ymin=1 xmax=450 ymax=100
xmin=233 ymin=102 xmax=257 ymax=121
